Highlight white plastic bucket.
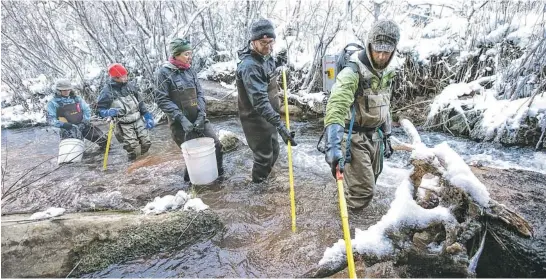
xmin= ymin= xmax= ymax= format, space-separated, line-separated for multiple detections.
xmin=58 ymin=139 xmax=85 ymax=164
xmin=181 ymin=137 xmax=218 ymax=185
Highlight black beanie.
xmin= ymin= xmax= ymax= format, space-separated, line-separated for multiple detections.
xmin=250 ymin=19 xmax=276 ymax=41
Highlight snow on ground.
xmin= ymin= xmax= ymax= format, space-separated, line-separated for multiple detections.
xmin=294 ymin=92 xmax=327 ymax=114
xmin=141 ymin=190 xmax=209 ymax=215
xmin=2 ymin=75 xmax=52 ymax=128
xmin=427 ymin=80 xmax=486 ymax=120
xmin=3 ymin=2 xmax=543 ymax=129
xmin=29 ymin=207 xmax=66 ymax=220
xmin=183 ymin=198 xmax=209 ymax=211
xmin=475 ymin=92 xmax=545 ymax=141
xmin=398 ymin=14 xmax=467 ymax=64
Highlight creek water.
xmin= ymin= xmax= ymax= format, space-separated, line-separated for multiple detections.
xmin=1 ymin=117 xmax=544 ymax=277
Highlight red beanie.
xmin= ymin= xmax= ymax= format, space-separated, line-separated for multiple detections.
xmin=108 ymin=63 xmax=128 ymax=77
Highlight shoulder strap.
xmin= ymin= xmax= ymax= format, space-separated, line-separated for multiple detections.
xmin=346 ymin=61 xmax=359 ymax=74
xmin=343 ymin=61 xmax=363 ymax=99
xmin=344 ymin=43 xmax=364 ymax=51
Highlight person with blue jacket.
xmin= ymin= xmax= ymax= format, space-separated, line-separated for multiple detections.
xmin=96 ymin=63 xmax=154 ymax=161
xmin=46 ymin=78 xmax=107 ymax=150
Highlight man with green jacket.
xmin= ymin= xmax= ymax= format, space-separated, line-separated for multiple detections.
xmin=324 ymin=19 xmax=399 ymax=210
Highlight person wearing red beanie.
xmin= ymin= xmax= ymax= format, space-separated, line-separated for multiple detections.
xmin=108 ymin=63 xmax=128 ymax=78
xmin=97 ymin=63 xmax=154 ymax=161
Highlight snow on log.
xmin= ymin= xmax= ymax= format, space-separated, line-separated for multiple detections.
xmin=302 ymin=119 xmax=533 ymax=278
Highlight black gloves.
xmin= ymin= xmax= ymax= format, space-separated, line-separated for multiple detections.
xmin=194 ymin=112 xmax=206 ymax=134
xmin=61 ymin=122 xmax=75 ymax=130
xmin=277 ymin=124 xmax=297 ymax=146
xmin=176 ymin=114 xmax=194 ymax=134
xmin=383 ymin=134 xmax=393 ymax=158
xmin=324 ymin=124 xmax=345 ymax=178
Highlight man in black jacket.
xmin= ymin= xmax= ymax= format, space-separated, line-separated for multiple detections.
xmin=236 ymin=18 xmax=297 ymax=183
xmin=154 ymin=38 xmax=224 ymax=181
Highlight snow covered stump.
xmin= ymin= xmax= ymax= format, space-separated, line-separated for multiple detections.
xmin=302 ymin=119 xmax=533 ymax=278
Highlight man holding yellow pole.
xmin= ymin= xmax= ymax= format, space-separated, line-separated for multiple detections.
xmin=236 ymin=18 xmax=297 ymax=183
xmin=324 ymin=19 xmax=400 ymax=223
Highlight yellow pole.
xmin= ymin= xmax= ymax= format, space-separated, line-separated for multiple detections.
xmin=102 ymin=120 xmax=114 ymax=171
xmin=282 ymin=67 xmax=297 ymax=233
xmin=336 ymin=168 xmax=357 ymax=278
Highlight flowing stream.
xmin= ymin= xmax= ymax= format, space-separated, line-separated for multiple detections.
xmin=1 ymin=117 xmax=544 ymax=277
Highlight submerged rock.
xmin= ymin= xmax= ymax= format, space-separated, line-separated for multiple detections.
xmin=219 ymin=129 xmax=243 ymax=152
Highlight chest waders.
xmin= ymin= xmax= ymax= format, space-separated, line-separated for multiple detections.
xmin=57 ymin=102 xmax=83 ymax=124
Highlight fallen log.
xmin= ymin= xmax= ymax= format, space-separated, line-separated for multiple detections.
xmin=1 ymin=210 xmax=223 ymax=277
xmin=302 ymin=119 xmax=540 ymax=278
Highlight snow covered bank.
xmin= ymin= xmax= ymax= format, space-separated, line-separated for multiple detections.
xmin=426 ymin=80 xmax=546 ymax=148
xmin=1 ymin=104 xmax=47 ymax=128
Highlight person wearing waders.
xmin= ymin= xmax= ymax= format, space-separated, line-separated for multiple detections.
xmin=236 ymin=18 xmax=298 ymax=183
xmin=96 ymin=63 xmax=154 ymax=161
xmin=46 ymin=78 xmax=108 ymax=152
xmin=324 ymin=20 xmax=399 ymax=221
xmin=154 ymin=38 xmax=224 ymax=182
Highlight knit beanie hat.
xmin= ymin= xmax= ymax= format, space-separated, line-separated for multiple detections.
xmin=170 ymin=38 xmax=192 ymax=57
xmin=368 ymin=19 xmax=400 ymax=52
xmin=250 ymin=19 xmax=276 ymax=41
xmin=108 ymin=63 xmax=128 ymax=77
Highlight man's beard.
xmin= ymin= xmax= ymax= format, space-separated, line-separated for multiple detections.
xmin=258 ymin=48 xmax=271 ymax=56
xmin=372 ymin=59 xmax=388 ymax=70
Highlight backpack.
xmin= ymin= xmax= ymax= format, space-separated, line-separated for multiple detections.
xmin=317 ymin=43 xmax=365 ymax=155
xmin=322 ymin=43 xmax=365 ymax=106
xmin=335 ymin=43 xmax=365 ymax=78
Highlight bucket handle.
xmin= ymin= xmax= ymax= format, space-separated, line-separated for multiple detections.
xmin=184 ymin=131 xmax=205 ymax=142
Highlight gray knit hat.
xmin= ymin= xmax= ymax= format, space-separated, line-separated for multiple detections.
xmin=250 ymin=18 xmax=276 ymax=41
xmin=368 ymin=19 xmax=400 ymax=52
xmin=55 ymin=79 xmax=73 ymax=90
